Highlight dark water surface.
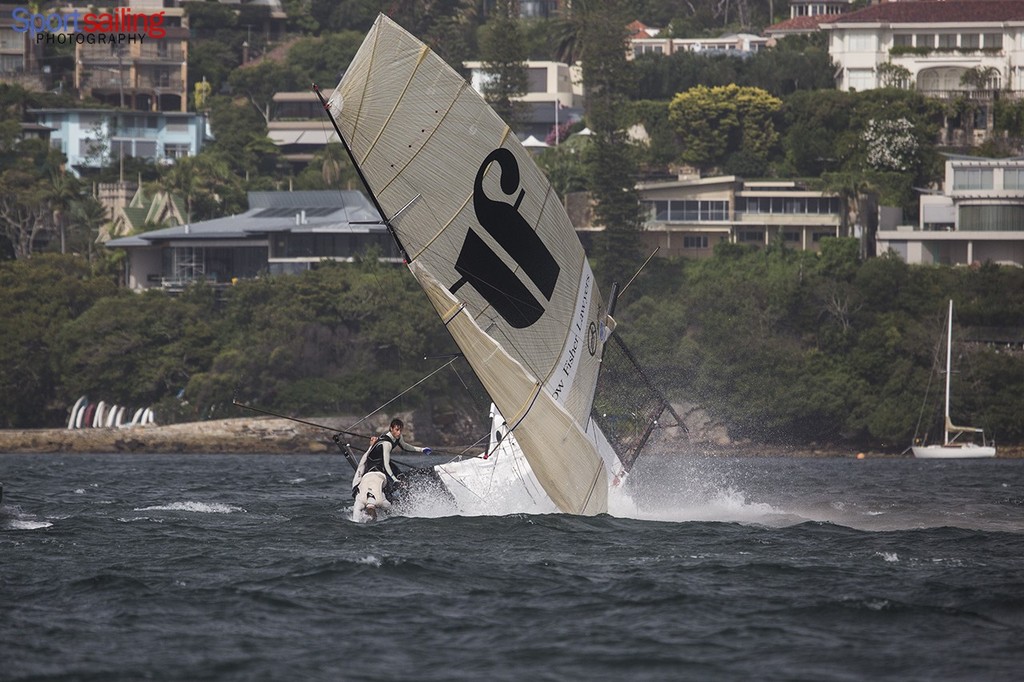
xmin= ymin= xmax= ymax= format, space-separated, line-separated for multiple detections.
xmin=2 ymin=452 xmax=1022 ymax=681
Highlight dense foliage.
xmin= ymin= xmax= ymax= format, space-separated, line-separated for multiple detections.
xmin=4 ymin=250 xmax=1023 ymax=451
xmin=3 ymin=2 xmax=1023 ymax=450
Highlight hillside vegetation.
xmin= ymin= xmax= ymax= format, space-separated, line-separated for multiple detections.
xmin=4 ymin=246 xmax=1023 ymax=451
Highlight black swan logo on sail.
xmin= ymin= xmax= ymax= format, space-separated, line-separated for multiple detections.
xmin=450 ymin=148 xmax=560 ymax=329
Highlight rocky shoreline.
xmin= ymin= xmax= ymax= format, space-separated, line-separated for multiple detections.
xmin=0 ymin=418 xmax=345 ymax=455
xmin=1 ymin=416 xmax=1020 ymax=458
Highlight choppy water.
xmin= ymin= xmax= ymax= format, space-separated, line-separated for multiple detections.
xmin=2 ymin=452 xmax=1022 ymax=681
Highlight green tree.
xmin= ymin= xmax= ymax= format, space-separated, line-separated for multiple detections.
xmin=669 ymin=84 xmax=782 ymax=172
xmin=478 ymin=0 xmax=528 ymax=129
xmin=0 ymin=153 xmax=60 ymax=258
xmin=207 ymin=95 xmax=280 ymax=180
xmin=0 ymin=255 xmax=119 ymax=427
xmin=161 ymin=153 xmax=243 ymax=223
xmin=228 ymin=60 xmax=295 ymax=125
xmin=387 ymin=0 xmax=478 ymax=69
xmin=572 ymin=0 xmax=642 ymax=287
xmin=47 ymin=168 xmax=82 ymax=255
xmin=877 ymin=61 xmax=913 ymax=89
xmin=286 ymin=32 xmax=366 ymax=88
xmin=57 ymin=284 xmax=223 ymax=416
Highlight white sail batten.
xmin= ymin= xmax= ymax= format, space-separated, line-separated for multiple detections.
xmin=328 ymin=14 xmax=614 ymax=513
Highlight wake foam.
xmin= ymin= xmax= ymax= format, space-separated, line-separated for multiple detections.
xmin=134 ymin=501 xmax=246 ymax=514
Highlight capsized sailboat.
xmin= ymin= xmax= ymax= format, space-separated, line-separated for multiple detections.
xmin=912 ymin=300 xmax=995 ymax=459
xmin=317 ymin=14 xmax=681 ymax=515
xmin=437 ymin=403 xmax=559 ymax=514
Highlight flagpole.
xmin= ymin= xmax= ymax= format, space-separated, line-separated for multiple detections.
xmin=554 ymin=98 xmax=559 ymax=146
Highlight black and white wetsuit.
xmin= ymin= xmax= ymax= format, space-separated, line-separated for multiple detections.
xmin=351 ymin=431 xmax=425 ymax=492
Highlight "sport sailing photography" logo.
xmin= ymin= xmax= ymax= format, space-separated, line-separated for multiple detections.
xmin=10 ymin=6 xmax=167 ymax=45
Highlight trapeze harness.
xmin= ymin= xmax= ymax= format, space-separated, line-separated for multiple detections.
xmin=364 ymin=431 xmax=402 ymax=482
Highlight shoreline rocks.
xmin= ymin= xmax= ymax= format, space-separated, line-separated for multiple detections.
xmin=1 ymin=417 xmax=1020 ymax=458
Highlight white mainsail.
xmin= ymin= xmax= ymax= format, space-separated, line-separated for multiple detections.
xmin=324 ymin=14 xmax=618 ymax=514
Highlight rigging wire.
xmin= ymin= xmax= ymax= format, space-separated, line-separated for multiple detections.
xmin=617 ymin=247 xmax=660 ymax=298
xmin=343 ymin=356 xmax=459 ymax=434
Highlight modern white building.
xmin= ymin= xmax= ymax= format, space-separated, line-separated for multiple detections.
xmin=821 ymin=1 xmax=1024 ymax=95
xmin=877 ymin=156 xmax=1024 ymax=266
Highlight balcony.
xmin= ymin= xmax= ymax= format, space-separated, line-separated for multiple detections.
xmin=891 ymin=48 xmax=1002 ymax=57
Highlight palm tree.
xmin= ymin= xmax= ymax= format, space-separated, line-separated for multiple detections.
xmin=320 ymin=143 xmax=349 ymax=188
xmin=820 ymin=172 xmax=879 ymax=258
xmin=551 ymin=0 xmax=587 ymax=65
xmin=48 ymin=169 xmax=81 ymax=254
xmin=70 ymin=195 xmax=110 ymax=263
xmin=161 ymin=154 xmax=234 ymax=223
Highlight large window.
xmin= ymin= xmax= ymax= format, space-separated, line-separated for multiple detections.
xmin=739 ymin=196 xmax=840 ymax=215
xmin=646 ymin=200 xmax=729 ymax=222
xmin=271 ymin=232 xmax=395 ymax=259
xmin=953 ymin=168 xmax=994 ymax=190
xmin=683 ymin=235 xmax=708 ymax=249
xmin=634 ymin=44 xmax=664 ymax=56
xmin=915 ymin=34 xmax=935 ymax=49
xmin=959 ymin=205 xmax=1024 ymax=231
xmin=0 ymin=54 xmax=23 ymax=72
xmin=1004 ymin=169 xmax=1024 ymax=190
xmin=961 ymin=33 xmax=980 ymax=49
xmin=983 ymin=33 xmax=1003 ymax=50
xmin=526 ymin=67 xmax=548 ymax=93
xmin=847 ymin=69 xmax=874 ymax=91
xmin=848 ymin=34 xmax=874 ymax=52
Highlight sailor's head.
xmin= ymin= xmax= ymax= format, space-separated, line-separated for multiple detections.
xmin=389 ymin=418 xmax=404 ymax=437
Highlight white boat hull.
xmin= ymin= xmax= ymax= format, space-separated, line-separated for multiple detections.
xmin=912 ymin=444 xmax=996 ymax=459
xmin=435 ymin=408 xmax=558 ymax=514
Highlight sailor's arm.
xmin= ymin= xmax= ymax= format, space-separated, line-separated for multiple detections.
xmin=381 ymin=442 xmax=400 ymax=480
xmin=396 ymin=434 xmax=429 ymax=454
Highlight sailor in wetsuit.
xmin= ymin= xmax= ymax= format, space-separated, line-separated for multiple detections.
xmin=351 ymin=418 xmax=432 ymax=502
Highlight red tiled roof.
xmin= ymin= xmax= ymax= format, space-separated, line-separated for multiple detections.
xmin=628 ymin=19 xmax=656 ymax=39
xmin=764 ymin=15 xmax=834 ymax=34
xmin=828 ymin=0 xmax=1024 ymax=24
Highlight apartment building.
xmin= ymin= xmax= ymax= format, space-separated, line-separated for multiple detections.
xmin=31 ymin=108 xmax=206 ymax=173
xmin=73 ymin=1 xmax=190 ymax=112
xmin=877 ymin=156 xmax=1024 ymax=266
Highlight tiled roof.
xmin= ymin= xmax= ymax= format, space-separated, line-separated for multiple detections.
xmin=764 ymin=15 xmax=835 ymax=34
xmin=106 ymin=191 xmax=382 ymax=248
xmin=828 ymin=0 xmax=1024 ymax=24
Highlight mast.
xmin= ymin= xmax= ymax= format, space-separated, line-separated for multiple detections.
xmin=943 ymin=299 xmax=953 ymax=445
xmin=311 ymin=83 xmax=412 ymax=263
